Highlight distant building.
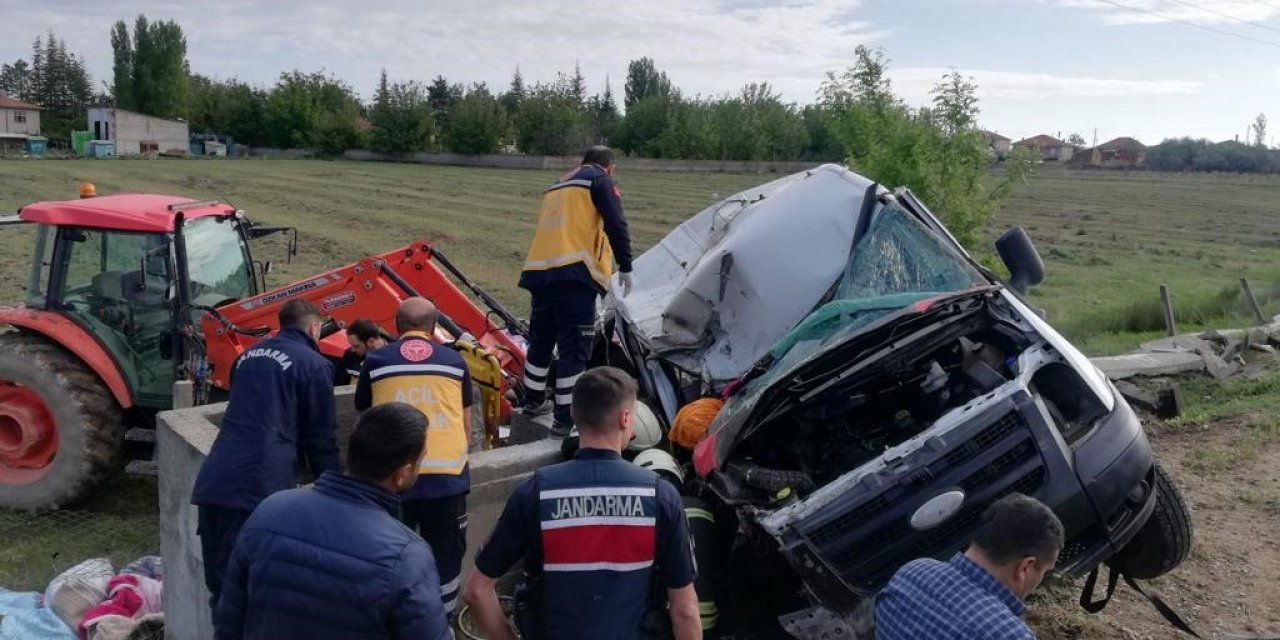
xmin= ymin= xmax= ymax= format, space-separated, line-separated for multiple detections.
xmin=1013 ymin=134 xmax=1074 ymax=162
xmin=981 ymin=130 xmax=1012 ymax=159
xmin=0 ymin=93 xmax=42 ymax=137
xmin=1095 ymin=137 xmax=1146 ymax=168
xmin=1070 ymin=137 xmax=1147 ymax=169
xmin=86 ymin=107 xmax=189 ymax=156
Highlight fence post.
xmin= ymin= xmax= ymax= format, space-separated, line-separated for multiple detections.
xmin=1160 ymin=284 xmax=1177 ymax=337
xmin=1241 ymin=277 xmax=1267 ymax=325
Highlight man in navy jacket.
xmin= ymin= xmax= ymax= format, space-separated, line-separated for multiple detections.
xmin=215 ymin=402 xmax=452 ymax=640
xmin=192 ymin=299 xmax=340 ymax=615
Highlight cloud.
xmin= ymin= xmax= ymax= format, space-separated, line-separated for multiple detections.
xmin=890 ymin=67 xmax=1202 ymax=102
xmin=0 ymin=0 xmax=880 ymax=102
xmin=1029 ymin=0 xmax=1280 ymax=26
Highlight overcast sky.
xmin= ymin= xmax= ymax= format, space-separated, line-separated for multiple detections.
xmin=0 ymin=0 xmax=1275 ymax=144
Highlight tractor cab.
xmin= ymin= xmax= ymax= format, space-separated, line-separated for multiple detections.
xmin=12 ymin=194 xmax=267 ymax=408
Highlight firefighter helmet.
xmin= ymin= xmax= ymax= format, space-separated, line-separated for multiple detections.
xmin=627 ymin=401 xmax=664 ymax=452
xmin=633 ymin=448 xmax=684 ymax=486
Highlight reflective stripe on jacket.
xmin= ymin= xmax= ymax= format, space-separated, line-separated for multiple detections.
xmin=522 ymin=166 xmax=616 ymax=291
xmin=359 ymin=332 xmax=470 ymax=476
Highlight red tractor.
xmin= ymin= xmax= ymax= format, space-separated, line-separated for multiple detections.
xmin=0 ymin=192 xmax=527 ymax=510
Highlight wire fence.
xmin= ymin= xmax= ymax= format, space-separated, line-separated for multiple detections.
xmin=0 ymin=508 xmax=159 ymax=594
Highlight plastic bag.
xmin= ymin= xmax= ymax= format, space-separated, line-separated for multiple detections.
xmin=45 ymin=558 xmax=113 ymax=631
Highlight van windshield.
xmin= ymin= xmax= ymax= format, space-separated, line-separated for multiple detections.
xmin=766 ymin=204 xmax=985 ymax=374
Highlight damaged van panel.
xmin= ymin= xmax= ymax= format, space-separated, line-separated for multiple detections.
xmin=607 ymin=164 xmax=878 ymax=384
xmin=599 ymin=164 xmax=1193 ymax=638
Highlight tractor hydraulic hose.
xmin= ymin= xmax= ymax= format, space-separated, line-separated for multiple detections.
xmin=190 ymin=305 xmax=271 ymax=338
xmin=377 ymin=263 xmax=468 ymax=338
xmin=431 ymin=248 xmax=530 ymax=337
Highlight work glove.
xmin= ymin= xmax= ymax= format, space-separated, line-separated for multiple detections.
xmin=617 ymin=272 xmax=634 ymax=297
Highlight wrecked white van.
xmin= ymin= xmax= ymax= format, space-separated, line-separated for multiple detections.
xmin=596 ymin=164 xmax=1192 ymax=637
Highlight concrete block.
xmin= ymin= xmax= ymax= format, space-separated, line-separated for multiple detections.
xmin=157 ymin=405 xmax=221 ymax=640
xmin=1091 ymin=352 xmax=1206 ymax=380
xmin=157 ymin=388 xmax=567 ymax=639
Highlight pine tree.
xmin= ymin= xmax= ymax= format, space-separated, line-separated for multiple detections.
xmin=0 ymin=59 xmax=32 ymax=101
xmin=569 ymin=61 xmax=587 ymax=107
xmin=499 ymin=66 xmax=524 ymax=117
xmin=110 ymin=20 xmax=132 ymax=109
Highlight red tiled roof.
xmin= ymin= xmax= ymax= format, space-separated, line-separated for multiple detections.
xmin=1098 ymin=136 xmax=1145 ymax=151
xmin=1014 ymin=134 xmax=1066 ymax=147
xmin=0 ymin=93 xmax=40 ymax=110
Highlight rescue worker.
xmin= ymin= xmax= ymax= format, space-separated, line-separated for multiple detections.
xmin=191 ymin=299 xmax=340 ymax=616
xmin=214 ymin=403 xmax=452 ymax=640
xmin=354 ymin=297 xmax=473 ymax=616
xmin=333 ymin=319 xmax=390 ymax=386
xmin=463 ymin=366 xmax=702 ymax=640
xmin=519 ymin=145 xmax=634 ymax=436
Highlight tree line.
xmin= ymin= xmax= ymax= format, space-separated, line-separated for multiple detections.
xmin=0 ymin=16 xmax=1031 ymax=249
xmin=1145 ymin=130 xmax=1280 ymax=175
xmin=0 ymin=32 xmax=96 ymax=142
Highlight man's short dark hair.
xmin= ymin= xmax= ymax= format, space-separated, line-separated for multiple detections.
xmin=971 ymin=493 xmax=1064 ymax=565
xmin=347 ymin=403 xmax=427 ymax=481
xmin=571 ymin=367 xmax=637 ymax=433
xmin=347 ymin=319 xmax=386 ymax=342
xmin=278 ymin=299 xmax=322 ymax=331
xmin=582 ymin=145 xmax=614 ymax=168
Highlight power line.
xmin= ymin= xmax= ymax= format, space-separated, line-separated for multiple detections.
xmin=1161 ymin=0 xmax=1280 ymax=37
xmin=1090 ymin=0 xmax=1280 ymax=48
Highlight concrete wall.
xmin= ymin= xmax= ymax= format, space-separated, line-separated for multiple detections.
xmin=0 ymin=107 xmax=40 ymax=136
xmin=115 ymin=109 xmax=189 ymax=155
xmin=340 ymin=149 xmax=821 ymax=174
xmin=157 ymin=387 xmax=561 ymax=640
xmin=90 ymin=108 xmax=190 ymax=155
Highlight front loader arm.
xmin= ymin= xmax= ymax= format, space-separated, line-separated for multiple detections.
xmin=200 ymin=242 xmax=527 ymax=393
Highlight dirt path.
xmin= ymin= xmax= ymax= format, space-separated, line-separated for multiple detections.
xmin=1030 ymin=416 xmax=1280 ymax=639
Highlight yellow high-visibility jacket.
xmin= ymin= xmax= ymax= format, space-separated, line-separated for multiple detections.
xmin=354 ymin=332 xmax=472 ymax=480
xmin=519 ymin=163 xmax=632 ymax=293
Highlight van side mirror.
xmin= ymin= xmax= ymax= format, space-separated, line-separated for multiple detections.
xmin=995 ymin=226 xmax=1045 ymax=295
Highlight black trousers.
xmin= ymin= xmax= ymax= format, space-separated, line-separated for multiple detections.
xmin=402 ymin=493 xmax=468 ymax=614
xmin=197 ymin=505 xmax=252 ymax=616
xmin=523 ymin=281 xmax=598 ymax=423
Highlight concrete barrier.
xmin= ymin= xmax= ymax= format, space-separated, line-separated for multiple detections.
xmin=339 ymin=149 xmax=821 ymax=174
xmin=157 ymin=387 xmax=560 ymax=640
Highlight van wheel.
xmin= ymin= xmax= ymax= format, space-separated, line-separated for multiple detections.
xmin=1113 ymin=462 xmax=1193 ymax=579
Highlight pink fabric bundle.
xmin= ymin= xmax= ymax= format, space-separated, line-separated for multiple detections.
xmin=78 ymin=574 xmax=162 ymax=639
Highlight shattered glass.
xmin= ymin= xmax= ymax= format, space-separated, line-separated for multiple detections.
xmin=766 ymin=205 xmax=984 ymax=372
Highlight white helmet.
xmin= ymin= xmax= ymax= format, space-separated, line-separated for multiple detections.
xmin=627 ymin=402 xmax=664 ymax=452
xmin=633 ymin=448 xmax=684 ymax=485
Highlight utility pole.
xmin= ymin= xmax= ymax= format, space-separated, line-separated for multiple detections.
xmin=1092 ymin=128 xmax=1097 ymax=147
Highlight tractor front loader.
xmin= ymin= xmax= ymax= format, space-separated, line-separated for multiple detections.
xmin=0 ymin=192 xmax=526 ymax=510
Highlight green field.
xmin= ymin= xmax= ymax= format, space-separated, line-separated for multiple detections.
xmin=2 ymin=158 xmax=1279 ymax=635
xmin=2 ymin=159 xmax=1277 ymax=357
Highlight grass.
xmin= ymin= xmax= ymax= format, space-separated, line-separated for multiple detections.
xmin=2 ymin=160 xmax=1277 ymax=357
xmin=0 ymin=158 xmax=771 ymax=313
xmin=0 ymin=474 xmax=158 ymax=591
xmin=1162 ymin=357 xmax=1280 ymax=473
xmin=991 ymin=166 xmax=1280 ymax=352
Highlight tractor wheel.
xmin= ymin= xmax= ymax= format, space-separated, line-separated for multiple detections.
xmin=1113 ymin=462 xmax=1194 ymax=579
xmin=0 ymin=332 xmax=123 ymax=510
